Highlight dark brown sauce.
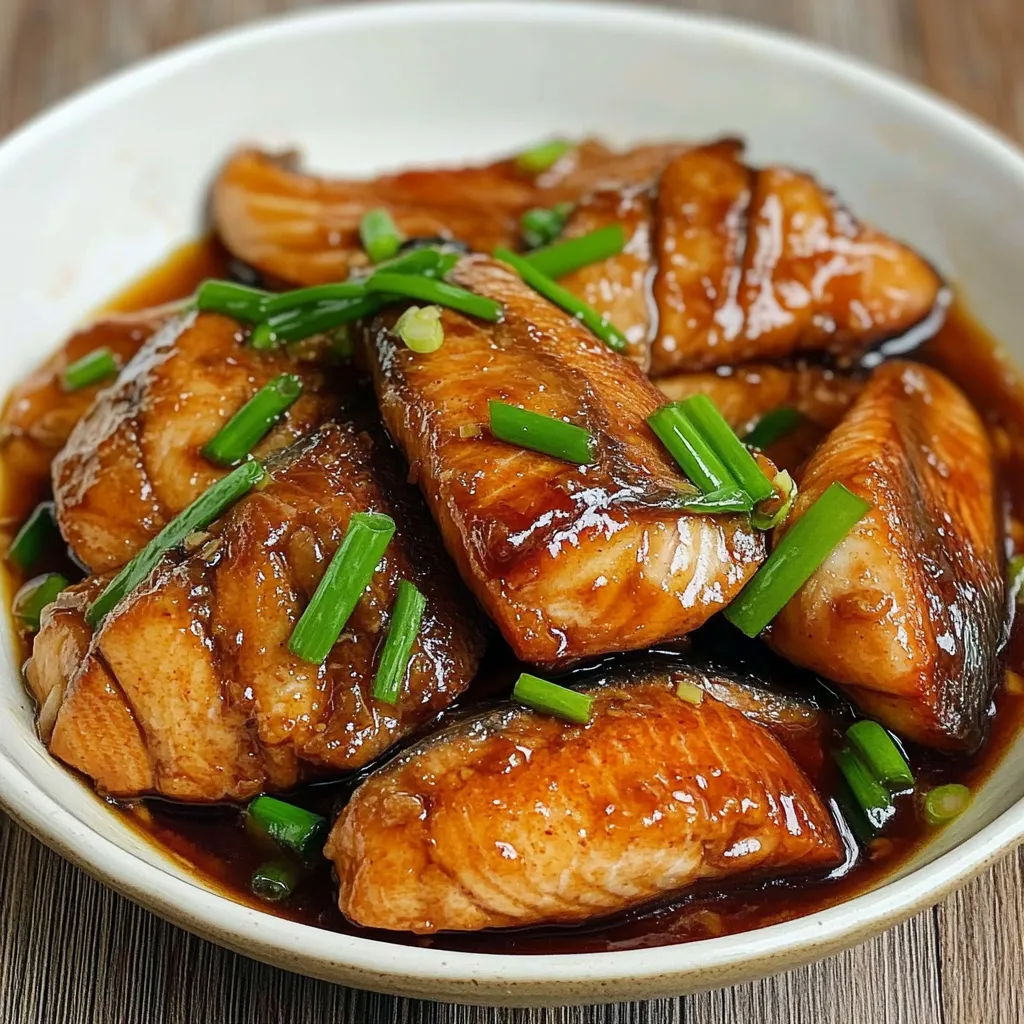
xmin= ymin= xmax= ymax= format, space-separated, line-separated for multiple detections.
xmin=3 ymin=239 xmax=1023 ymax=954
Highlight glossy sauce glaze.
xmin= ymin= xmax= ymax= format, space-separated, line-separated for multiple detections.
xmin=2 ymin=238 xmax=1024 ymax=954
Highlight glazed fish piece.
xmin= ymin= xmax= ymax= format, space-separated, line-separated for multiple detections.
xmin=767 ymin=361 xmax=1003 ymax=751
xmin=649 ymin=140 xmax=943 ymax=374
xmin=52 ymin=310 xmax=339 ymax=572
xmin=27 ymin=422 xmax=486 ymax=800
xmin=326 ymin=661 xmax=842 ymax=933
xmin=363 ymin=255 xmax=766 ymax=665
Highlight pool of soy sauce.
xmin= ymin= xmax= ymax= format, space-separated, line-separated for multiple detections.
xmin=3 ymin=238 xmax=1024 ymax=954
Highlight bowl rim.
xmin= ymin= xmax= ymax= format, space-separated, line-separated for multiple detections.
xmin=3 ymin=0 xmax=1024 ymax=994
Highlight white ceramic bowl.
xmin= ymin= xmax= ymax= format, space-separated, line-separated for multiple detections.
xmin=2 ymin=1 xmax=1024 ymax=1007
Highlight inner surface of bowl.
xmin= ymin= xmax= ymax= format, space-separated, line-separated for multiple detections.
xmin=2 ymin=2 xmax=1024 ymax=1005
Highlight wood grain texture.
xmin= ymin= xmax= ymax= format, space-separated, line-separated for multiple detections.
xmin=0 ymin=0 xmax=1022 ymax=1021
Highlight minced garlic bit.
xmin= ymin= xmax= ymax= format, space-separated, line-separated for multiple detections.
xmin=675 ymin=680 xmax=704 ymax=704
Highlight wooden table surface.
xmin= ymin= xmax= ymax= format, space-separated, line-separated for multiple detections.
xmin=2 ymin=1 xmax=1023 ymax=1021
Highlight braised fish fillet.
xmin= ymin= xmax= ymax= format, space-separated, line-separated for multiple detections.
xmin=327 ymin=661 xmax=842 ymax=933
xmin=27 ymin=422 xmax=485 ymax=799
xmin=52 ymin=311 xmax=339 ymax=572
xmin=767 ymin=361 xmax=1003 ymax=751
xmin=649 ymin=141 xmax=943 ymax=374
xmin=363 ymin=255 xmax=766 ymax=665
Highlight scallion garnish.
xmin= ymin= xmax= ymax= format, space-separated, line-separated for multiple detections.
xmin=250 ymin=861 xmax=301 ymax=902
xmin=86 ymin=460 xmax=265 ymax=626
xmin=62 ymin=347 xmax=118 ymax=392
xmin=251 ymin=294 xmax=391 ymax=348
xmin=375 ymin=246 xmax=459 ymax=279
xmin=489 ymin=400 xmax=595 ymax=465
xmin=365 ymin=272 xmax=503 ymax=322
xmin=493 ymin=247 xmax=627 ymax=353
xmin=751 ymin=470 xmax=797 ymax=531
xmin=248 ymin=795 xmax=328 ymax=861
xmin=14 ymin=573 xmax=68 ymax=632
xmin=195 ymin=280 xmax=270 ymax=321
xmin=394 ymin=305 xmax=444 ymax=354
xmin=647 ymin=404 xmax=735 ymax=494
xmin=7 ymin=502 xmax=59 ymax=571
xmin=524 ymin=225 xmax=627 ymax=279
xmin=834 ymin=745 xmax=894 ymax=831
xmin=288 ymin=512 xmax=396 ymax=665
xmin=201 ymin=374 xmax=303 ymax=467
xmin=745 ymin=407 xmax=803 ymax=449
xmin=680 ymin=487 xmax=753 ymax=514
xmin=520 ymin=202 xmax=573 ymax=250
xmin=1009 ymin=553 xmax=1024 ymax=604
xmin=261 ymin=282 xmax=367 ymax=317
xmin=515 ymin=139 xmax=573 ymax=174
xmin=924 ymin=784 xmax=971 ymax=826
xmin=847 ymin=720 xmax=914 ymax=790
xmin=681 ymin=394 xmax=775 ymax=505
xmin=725 ymin=482 xmax=872 ymax=637
xmin=372 ymin=580 xmax=427 ymax=704
xmin=359 ymin=208 xmax=404 ymax=264
xmin=513 ymin=672 xmax=593 ymax=724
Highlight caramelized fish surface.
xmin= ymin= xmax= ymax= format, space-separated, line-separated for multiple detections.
xmin=52 ymin=311 xmax=338 ymax=573
xmin=650 ymin=141 xmax=942 ymax=374
xmin=327 ymin=662 xmax=842 ymax=933
xmin=27 ymin=423 xmax=485 ymax=799
xmin=363 ymin=255 xmax=765 ymax=665
xmin=768 ymin=361 xmax=1003 ymax=751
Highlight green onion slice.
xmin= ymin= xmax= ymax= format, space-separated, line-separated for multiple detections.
xmin=251 ymin=295 xmax=391 ymax=348
xmin=524 ymin=224 xmax=627 ymax=279
xmin=395 ymin=305 xmax=444 ymax=354
xmin=513 ymin=672 xmax=593 ymax=724
xmin=725 ymin=482 xmax=872 ymax=637
xmin=14 ymin=573 xmax=68 ymax=632
xmin=201 ymin=374 xmax=303 ymax=467
xmin=62 ymin=348 xmax=119 ymax=392
xmin=647 ymin=404 xmax=735 ymax=493
xmin=745 ymin=406 xmax=803 ymax=449
xmin=493 ymin=246 xmax=627 ymax=353
xmin=250 ymin=860 xmax=301 ymax=902
xmin=261 ymin=282 xmax=366 ymax=318
xmin=372 ymin=580 xmax=427 ymax=704
xmin=489 ymin=400 xmax=595 ymax=465
xmin=195 ymin=280 xmax=271 ymax=321
xmin=515 ymin=139 xmax=573 ymax=174
xmin=7 ymin=502 xmax=59 ymax=571
xmin=1010 ymin=553 xmax=1024 ymax=604
xmin=521 ymin=202 xmax=573 ymax=250
xmin=374 ymin=246 xmax=459 ymax=279
xmin=847 ymin=720 xmax=915 ymax=791
xmin=248 ymin=795 xmax=328 ymax=861
xmin=834 ymin=745 xmax=894 ymax=831
xmin=359 ymin=208 xmax=404 ymax=264
xmin=924 ymin=783 xmax=971 ymax=826
xmin=288 ymin=512 xmax=396 ymax=665
xmin=87 ymin=460 xmax=265 ymax=626
xmin=680 ymin=487 xmax=753 ymax=514
xmin=366 ymin=272 xmax=503 ymax=322
xmin=751 ymin=470 xmax=798 ymax=531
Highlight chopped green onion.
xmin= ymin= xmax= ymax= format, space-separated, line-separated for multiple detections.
xmin=847 ymin=720 xmax=914 ymax=791
xmin=493 ymin=247 xmax=627 ymax=353
xmin=365 ymin=272 xmax=503 ymax=322
xmin=195 ymin=280 xmax=270 ymax=321
xmin=7 ymin=502 xmax=59 ymax=571
xmin=520 ymin=202 xmax=573 ymax=250
xmin=248 ymin=795 xmax=328 ymax=861
xmin=87 ymin=460 xmax=264 ymax=626
xmin=372 ymin=580 xmax=427 ymax=704
xmin=14 ymin=573 xmax=68 ymax=631
xmin=525 ymin=225 xmax=627 ymax=279
xmin=489 ymin=400 xmax=594 ymax=465
xmin=924 ymin=783 xmax=971 ymax=826
xmin=359 ymin=208 xmax=404 ymax=264
xmin=1010 ymin=554 xmax=1024 ymax=604
xmin=724 ymin=482 xmax=872 ymax=637
xmin=251 ymin=294 xmax=391 ymax=348
xmin=288 ymin=512 xmax=396 ymax=664
xmin=680 ymin=487 xmax=753 ymax=514
xmin=395 ymin=305 xmax=444 ymax=354
xmin=745 ymin=407 xmax=803 ymax=449
xmin=374 ymin=246 xmax=459 ymax=279
xmin=251 ymin=860 xmax=301 ymax=902
xmin=647 ymin=404 xmax=736 ymax=493
xmin=751 ymin=470 xmax=798 ymax=531
xmin=62 ymin=348 xmax=118 ymax=392
xmin=834 ymin=780 xmax=880 ymax=845
xmin=201 ymin=374 xmax=303 ymax=467
xmin=515 ymin=139 xmax=573 ymax=174
xmin=834 ymin=745 xmax=894 ymax=831
xmin=261 ymin=282 xmax=366 ymax=318
xmin=513 ymin=672 xmax=593 ymax=724
xmin=681 ymin=394 xmax=775 ymax=505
